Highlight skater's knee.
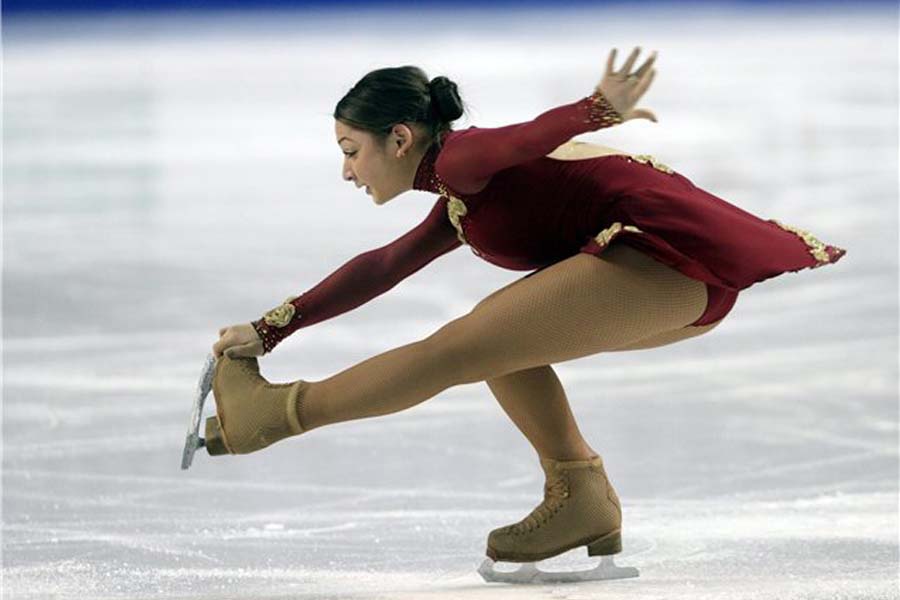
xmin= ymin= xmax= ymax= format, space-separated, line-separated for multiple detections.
xmin=422 ymin=319 xmax=473 ymax=379
xmin=424 ymin=319 xmax=517 ymax=386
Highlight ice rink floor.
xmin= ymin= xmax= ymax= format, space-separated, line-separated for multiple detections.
xmin=3 ymin=4 xmax=898 ymax=599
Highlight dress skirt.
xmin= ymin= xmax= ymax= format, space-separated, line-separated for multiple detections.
xmin=575 ymin=155 xmax=847 ymax=326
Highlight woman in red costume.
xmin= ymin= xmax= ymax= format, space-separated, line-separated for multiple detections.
xmin=208 ymin=47 xmax=846 ymax=571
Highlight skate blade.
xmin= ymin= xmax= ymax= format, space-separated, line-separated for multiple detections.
xmin=180 ymin=353 xmax=217 ymax=470
xmin=477 ymin=555 xmax=639 ymax=584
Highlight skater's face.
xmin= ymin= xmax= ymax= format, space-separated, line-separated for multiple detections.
xmin=336 ymin=119 xmax=425 ymax=205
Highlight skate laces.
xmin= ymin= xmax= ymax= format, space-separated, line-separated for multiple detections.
xmin=512 ymin=476 xmax=569 ymax=534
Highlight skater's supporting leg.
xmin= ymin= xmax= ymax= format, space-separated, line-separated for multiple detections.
xmin=482 ymin=318 xmax=726 ymax=462
xmin=486 ymin=365 xmax=598 ymax=461
xmin=299 ymin=243 xmax=713 ymax=432
xmin=476 ymin=266 xmax=724 ymax=462
xmin=469 ymin=274 xmax=599 ymax=462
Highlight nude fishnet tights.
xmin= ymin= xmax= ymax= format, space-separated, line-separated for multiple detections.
xmin=298 ymin=243 xmax=721 ymax=436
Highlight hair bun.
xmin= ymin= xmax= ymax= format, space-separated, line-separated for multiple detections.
xmin=429 ymin=76 xmax=464 ymax=122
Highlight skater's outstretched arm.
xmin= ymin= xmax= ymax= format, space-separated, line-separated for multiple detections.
xmin=215 ymin=196 xmax=461 ymax=358
xmin=438 ymin=46 xmax=659 ymax=195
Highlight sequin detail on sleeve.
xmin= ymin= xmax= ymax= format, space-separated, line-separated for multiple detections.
xmin=768 ymin=219 xmax=844 ymax=267
xmin=251 ymin=319 xmax=279 ymax=355
xmin=586 ymin=90 xmax=625 ymax=128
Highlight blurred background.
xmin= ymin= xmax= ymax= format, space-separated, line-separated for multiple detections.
xmin=3 ymin=1 xmax=898 ymax=598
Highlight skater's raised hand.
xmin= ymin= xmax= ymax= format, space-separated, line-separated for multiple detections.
xmin=213 ymin=323 xmax=264 ymax=359
xmin=595 ymin=46 xmax=658 ymax=123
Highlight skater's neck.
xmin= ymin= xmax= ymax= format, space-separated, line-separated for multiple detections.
xmin=412 ymin=133 xmax=448 ymax=194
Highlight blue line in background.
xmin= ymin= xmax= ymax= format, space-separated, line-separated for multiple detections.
xmin=3 ymin=0 xmax=896 ymax=15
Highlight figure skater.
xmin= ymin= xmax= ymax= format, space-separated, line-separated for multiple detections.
xmin=206 ymin=47 xmax=846 ymax=576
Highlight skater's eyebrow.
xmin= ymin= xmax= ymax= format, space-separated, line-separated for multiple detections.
xmin=337 ymin=136 xmax=355 ymax=144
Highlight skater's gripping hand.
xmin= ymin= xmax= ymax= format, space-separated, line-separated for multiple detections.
xmin=595 ymin=46 xmax=658 ymax=123
xmin=213 ymin=323 xmax=264 ymax=359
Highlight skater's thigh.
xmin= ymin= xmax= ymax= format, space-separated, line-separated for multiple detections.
xmin=608 ymin=318 xmax=724 ymax=352
xmin=427 ymin=243 xmax=709 ymax=373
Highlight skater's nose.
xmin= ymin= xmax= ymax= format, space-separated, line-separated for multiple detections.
xmin=342 ymin=160 xmax=355 ymax=183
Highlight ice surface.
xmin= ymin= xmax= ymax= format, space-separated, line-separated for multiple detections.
xmin=3 ymin=4 xmax=898 ymax=599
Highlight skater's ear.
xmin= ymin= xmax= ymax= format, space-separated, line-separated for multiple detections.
xmin=388 ymin=122 xmax=420 ymax=159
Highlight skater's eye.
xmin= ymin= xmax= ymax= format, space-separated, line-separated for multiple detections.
xmin=343 ymin=151 xmax=357 ymax=157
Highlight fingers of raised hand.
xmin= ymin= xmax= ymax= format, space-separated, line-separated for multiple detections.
xmin=633 ymin=50 xmax=657 ymax=79
xmin=607 ymin=46 xmax=656 ymax=79
xmin=633 ymin=67 xmax=656 ymax=99
xmin=620 ymin=46 xmax=642 ymax=75
xmin=602 ymin=47 xmax=657 ymax=120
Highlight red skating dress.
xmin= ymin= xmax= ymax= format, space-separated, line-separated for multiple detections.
xmin=252 ymin=93 xmax=847 ymax=354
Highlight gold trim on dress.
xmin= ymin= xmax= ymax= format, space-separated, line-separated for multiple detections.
xmin=629 ymin=154 xmax=674 ymax=174
xmin=768 ymin=219 xmax=834 ymax=266
xmin=438 ymin=182 xmax=470 ymax=245
xmin=594 ymin=222 xmax=644 ymax=248
xmin=446 ymin=196 xmax=469 ymax=244
xmin=263 ymin=295 xmax=299 ymax=328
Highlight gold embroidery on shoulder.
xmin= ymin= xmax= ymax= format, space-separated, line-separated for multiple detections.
xmin=768 ymin=219 xmax=834 ymax=266
xmin=594 ymin=222 xmax=644 ymax=248
xmin=629 ymin=154 xmax=674 ymax=174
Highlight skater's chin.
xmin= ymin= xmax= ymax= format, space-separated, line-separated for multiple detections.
xmin=371 ymin=191 xmax=392 ymax=206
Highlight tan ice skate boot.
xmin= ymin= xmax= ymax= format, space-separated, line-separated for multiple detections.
xmin=204 ymin=355 xmax=309 ymax=456
xmin=485 ymin=455 xmax=623 ymax=563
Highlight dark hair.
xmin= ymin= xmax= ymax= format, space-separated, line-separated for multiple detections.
xmin=333 ymin=66 xmax=466 ymax=150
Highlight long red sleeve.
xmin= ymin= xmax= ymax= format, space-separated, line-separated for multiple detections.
xmin=251 ymin=91 xmax=624 ymax=353
xmin=252 ymin=195 xmax=462 ymax=354
xmin=437 ymin=93 xmax=617 ymax=195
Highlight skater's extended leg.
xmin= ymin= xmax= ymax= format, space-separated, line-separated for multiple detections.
xmin=299 ymin=242 xmax=714 ymax=432
xmin=486 ymin=366 xmax=598 ymax=462
xmin=610 ymin=317 xmax=724 ymax=351
xmin=299 ymin=336 xmax=457 ymax=430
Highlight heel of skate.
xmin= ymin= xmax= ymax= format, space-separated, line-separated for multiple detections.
xmin=204 ymin=416 xmax=230 ymax=456
xmin=586 ymin=529 xmax=622 ymax=556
